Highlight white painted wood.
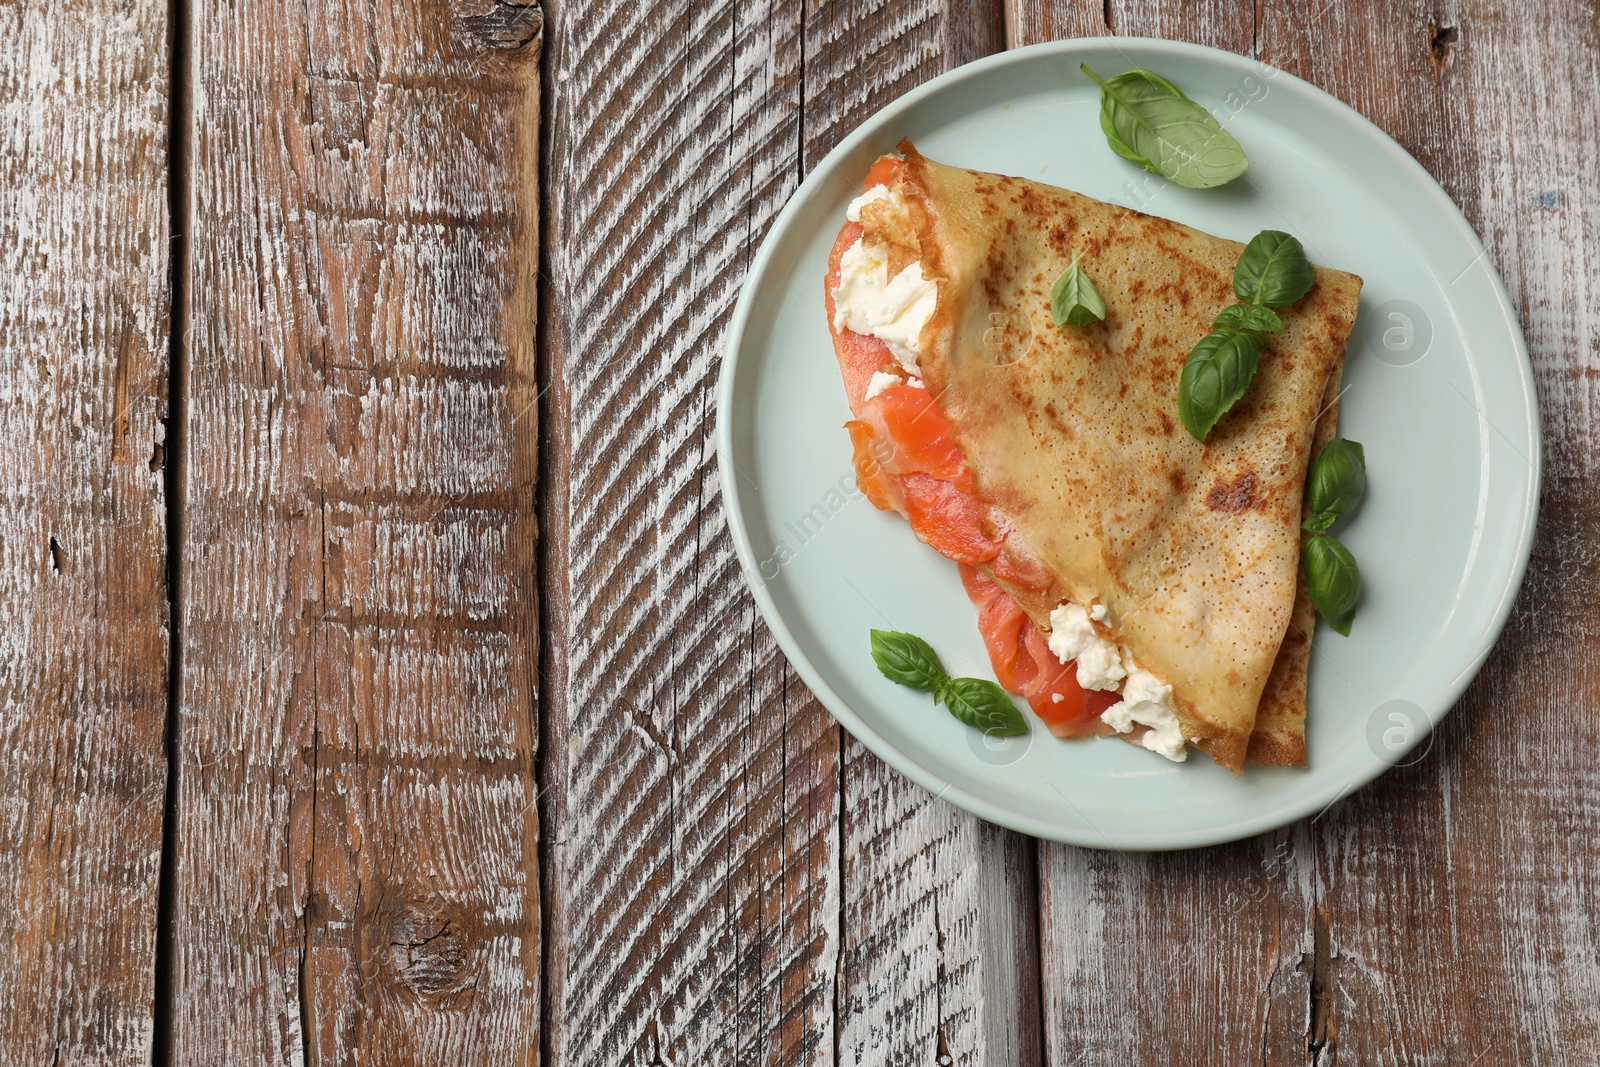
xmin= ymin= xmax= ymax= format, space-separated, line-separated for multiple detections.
xmin=538 ymin=0 xmax=844 ymax=1062
xmin=0 ymin=1 xmax=170 ymax=1062
xmin=540 ymin=0 xmax=1044 ymax=1063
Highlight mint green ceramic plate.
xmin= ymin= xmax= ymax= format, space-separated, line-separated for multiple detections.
xmin=715 ymin=38 xmax=1539 ymax=850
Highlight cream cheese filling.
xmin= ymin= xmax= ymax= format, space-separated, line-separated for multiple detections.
xmin=863 ymin=369 xmax=925 ymax=401
xmin=832 ymin=188 xmax=937 ymax=378
xmin=1047 ymin=601 xmax=1187 ymax=762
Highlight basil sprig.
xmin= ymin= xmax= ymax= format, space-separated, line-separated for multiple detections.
xmin=1300 ymin=439 xmax=1367 ymax=635
xmin=1050 ymin=251 xmax=1107 ymax=327
xmin=1080 ymin=64 xmax=1248 ymax=190
xmin=1177 ymin=230 xmax=1316 ymax=441
xmin=870 ymin=629 xmax=1028 ymax=737
xmin=1303 ymin=438 xmax=1366 ymax=534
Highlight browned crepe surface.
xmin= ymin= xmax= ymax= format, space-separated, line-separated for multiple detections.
xmin=867 ymin=142 xmax=1361 ymax=772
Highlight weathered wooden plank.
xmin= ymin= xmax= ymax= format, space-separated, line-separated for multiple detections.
xmin=1263 ymin=1 xmax=1600 ymax=1062
xmin=1006 ymin=0 xmax=1264 ymax=54
xmin=1037 ymin=830 xmax=1317 ymax=1065
xmin=0 ymin=1 xmax=171 ymax=1062
xmin=1004 ymin=0 xmax=1108 ymax=42
xmin=171 ymin=1 xmax=543 ymax=1062
xmin=1006 ymin=0 xmax=1256 ymax=49
xmin=837 ymin=748 xmax=1046 ymax=1067
xmin=801 ymin=4 xmax=1045 ymax=1066
xmin=538 ymin=1 xmax=842 ymax=1063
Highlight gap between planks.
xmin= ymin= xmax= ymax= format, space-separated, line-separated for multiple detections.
xmin=150 ymin=0 xmax=194 ymax=1057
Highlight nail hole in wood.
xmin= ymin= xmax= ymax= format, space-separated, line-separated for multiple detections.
xmin=1429 ymin=20 xmax=1460 ymax=71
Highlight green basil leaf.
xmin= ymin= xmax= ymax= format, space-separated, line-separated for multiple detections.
xmin=1097 ymin=109 xmax=1150 ymax=168
xmin=1233 ymin=230 xmax=1315 ymax=307
xmin=936 ymin=677 xmax=1030 ymax=737
xmin=1303 ymin=438 xmax=1367 ymax=531
xmin=1050 ymin=253 xmax=1107 ymax=327
xmin=1301 ymin=510 xmax=1335 ymax=535
xmin=870 ymin=629 xmax=949 ymax=692
xmin=1303 ymin=534 xmax=1361 ymax=636
xmin=1213 ymin=302 xmax=1283 ymax=333
xmin=1080 ymin=63 xmax=1249 ymax=190
xmin=1177 ymin=328 xmax=1262 ymax=441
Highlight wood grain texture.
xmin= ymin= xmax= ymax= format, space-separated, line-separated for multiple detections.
xmin=0 ymin=1 xmax=171 ymax=1063
xmin=171 ymin=1 xmax=543 ymax=1063
xmin=1038 ymin=829 xmax=1316 ymax=1065
xmin=838 ymin=750 xmax=1045 ymax=1067
xmin=1004 ymin=0 xmax=1107 ymax=42
xmin=1005 ymin=0 xmax=1254 ymax=48
xmin=802 ymin=4 xmax=1044 ymax=1066
xmin=537 ymin=1 xmax=840 ymax=1062
xmin=1018 ymin=2 xmax=1600 ymax=1064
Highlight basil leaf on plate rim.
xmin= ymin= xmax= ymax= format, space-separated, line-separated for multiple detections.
xmin=870 ymin=629 xmax=1029 ymax=739
xmin=1303 ymin=533 xmax=1361 ymax=636
xmin=1303 ymin=438 xmax=1367 ymax=533
xmin=1051 ymin=250 xmax=1107 ymax=327
xmin=1080 ymin=63 xmax=1249 ymax=190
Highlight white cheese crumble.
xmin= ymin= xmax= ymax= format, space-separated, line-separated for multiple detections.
xmin=1046 ymin=600 xmax=1187 ymax=763
xmin=845 ymin=184 xmax=892 ymax=221
xmin=1047 ymin=603 xmax=1126 ymax=690
xmin=863 ymin=371 xmax=925 ymax=400
xmin=1101 ymin=665 xmax=1187 ymax=762
xmin=832 ymin=190 xmax=937 ymax=377
xmin=863 ymin=371 xmax=899 ymax=401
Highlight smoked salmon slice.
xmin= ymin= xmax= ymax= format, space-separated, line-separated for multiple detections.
xmin=958 ymin=565 xmax=1117 ymax=737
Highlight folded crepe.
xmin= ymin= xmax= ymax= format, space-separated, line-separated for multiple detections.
xmin=1251 ymin=363 xmax=1344 ymax=766
xmin=828 ymin=141 xmax=1361 ymax=773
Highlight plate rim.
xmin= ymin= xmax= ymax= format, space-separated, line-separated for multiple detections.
xmin=714 ymin=36 xmax=1542 ymax=850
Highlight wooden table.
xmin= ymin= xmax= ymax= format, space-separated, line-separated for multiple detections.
xmin=2 ymin=0 xmax=1593 ymax=1062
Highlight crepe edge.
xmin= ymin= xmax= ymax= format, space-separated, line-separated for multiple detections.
xmin=1248 ymin=318 xmax=1353 ymax=766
